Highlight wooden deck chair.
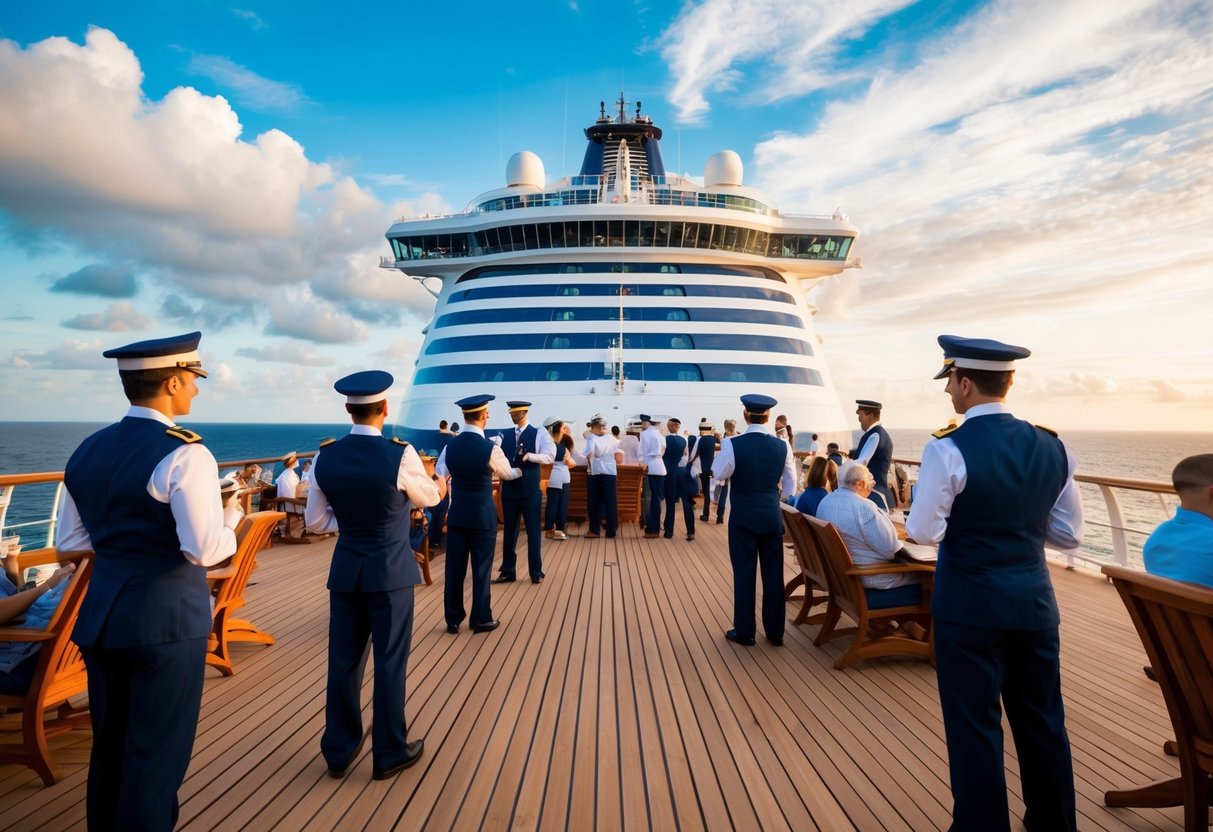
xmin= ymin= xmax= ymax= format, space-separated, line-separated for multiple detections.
xmin=804 ymin=515 xmax=935 ymax=669
xmin=207 ymin=511 xmax=283 ymax=676
xmin=0 ymin=551 xmax=93 ymax=785
xmin=779 ymin=505 xmax=830 ymax=626
xmin=615 ymin=464 xmax=646 ymax=525
xmin=565 ymin=465 xmax=588 ymax=530
xmin=1102 ymin=565 xmax=1213 ymax=830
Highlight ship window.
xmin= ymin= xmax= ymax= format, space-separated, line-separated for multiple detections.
xmin=555 ymin=311 xmax=575 ymax=321
xmin=664 ymin=310 xmax=689 ymax=321
xmin=412 ymin=362 xmax=820 ymax=386
xmin=670 ymin=336 xmax=693 ymax=349
xmin=541 ymin=369 xmax=560 ymax=381
xmin=549 ymin=336 xmax=571 ymax=349
xmin=537 ymin=224 xmax=552 ymax=249
xmin=523 ymin=224 xmax=539 ymax=250
xmin=608 ymin=220 xmax=624 ymax=245
xmin=558 ymin=286 xmax=580 ymax=296
xmin=679 ymin=223 xmax=697 ymax=247
xmin=728 ymin=370 xmax=747 ymax=382
xmin=661 ymin=287 xmax=685 ymax=296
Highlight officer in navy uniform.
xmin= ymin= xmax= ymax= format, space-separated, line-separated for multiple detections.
xmin=662 ymin=418 xmax=695 ymax=540
xmin=850 ymin=399 xmax=895 ymax=509
xmin=711 ymin=395 xmax=796 ymax=647
xmin=496 ymin=401 xmax=555 ymax=584
xmin=56 ymin=331 xmax=238 ymax=831
xmin=304 ymin=371 xmax=443 ymax=780
xmin=435 ymin=395 xmax=521 ymax=634
xmin=906 ymin=335 xmax=1084 ymax=832
xmin=695 ymin=420 xmax=717 ymax=521
xmin=639 ymin=414 xmax=667 ymax=538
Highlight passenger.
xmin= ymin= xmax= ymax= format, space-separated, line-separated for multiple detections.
xmin=582 ymin=416 xmax=623 ymax=538
xmin=543 ymin=417 xmax=584 ymax=540
xmin=304 ymin=370 xmax=443 ymax=780
xmin=826 ymin=442 xmax=844 ymax=467
xmin=0 ymin=563 xmax=76 ymax=695
xmin=220 ymin=478 xmax=244 ymax=529
xmin=906 ymin=334 xmax=1084 ymax=832
xmin=714 ymin=418 xmax=739 ymax=524
xmin=618 ymin=421 xmax=642 ymax=465
xmin=276 ymin=451 xmax=303 ymax=535
xmin=438 ymin=419 xmax=453 ymax=436
xmin=662 ymin=417 xmax=694 ymax=540
xmin=1143 ymin=453 xmax=1213 ymax=588
xmin=712 ymin=394 xmax=796 ymax=646
xmin=807 ymin=432 xmax=820 ymax=457
xmin=57 ymin=331 xmax=237 ymax=831
xmin=817 ymin=462 xmax=921 ymax=607
xmin=794 ymin=456 xmax=838 ymax=517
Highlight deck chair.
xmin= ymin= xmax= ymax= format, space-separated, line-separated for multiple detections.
xmin=0 ymin=552 xmax=93 ymax=784
xmin=804 ymin=515 xmax=935 ymax=669
xmin=207 ymin=511 xmax=283 ymax=676
xmin=565 ymin=466 xmax=588 ymax=531
xmin=1102 ymin=565 xmax=1213 ymax=830
xmin=615 ymin=464 xmax=646 ymax=525
xmin=780 ymin=505 xmax=830 ymax=626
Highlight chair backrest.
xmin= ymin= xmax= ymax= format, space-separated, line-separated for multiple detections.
xmin=31 ymin=552 xmax=93 ymax=703
xmin=214 ymin=511 xmax=284 ymax=614
xmin=566 ymin=465 xmax=588 ymax=521
xmin=1102 ymin=564 xmax=1213 ymax=752
xmin=804 ymin=516 xmax=861 ymax=613
xmin=616 ymin=464 xmax=646 ymax=523
xmin=781 ymin=505 xmax=828 ymax=588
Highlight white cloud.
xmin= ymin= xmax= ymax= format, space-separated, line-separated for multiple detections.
xmin=5 ymin=338 xmax=108 ymax=370
xmin=187 ymin=54 xmax=308 ymax=113
xmin=235 ymin=342 xmax=334 ymax=366
xmin=230 ymin=8 xmax=268 ymax=30
xmin=50 ymin=263 xmax=138 ymax=297
xmin=61 ymin=301 xmax=151 ymax=331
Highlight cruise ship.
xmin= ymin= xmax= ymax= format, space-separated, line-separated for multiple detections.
xmin=383 ymin=96 xmax=860 ymax=452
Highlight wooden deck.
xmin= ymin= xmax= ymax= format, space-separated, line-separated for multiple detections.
xmin=0 ymin=520 xmax=1193 ymax=830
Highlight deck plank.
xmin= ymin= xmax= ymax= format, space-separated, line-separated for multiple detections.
xmin=0 ymin=517 xmax=1196 ymax=831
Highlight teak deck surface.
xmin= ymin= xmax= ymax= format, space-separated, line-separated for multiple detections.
xmin=0 ymin=519 xmax=1192 ymax=830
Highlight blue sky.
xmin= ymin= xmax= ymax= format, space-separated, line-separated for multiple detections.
xmin=1 ymin=0 xmax=1211 ymax=431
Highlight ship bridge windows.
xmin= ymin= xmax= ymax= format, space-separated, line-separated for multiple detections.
xmin=424 ymin=332 xmax=812 ymax=356
xmin=391 ymin=223 xmax=854 ymax=263
xmin=413 ymin=362 xmax=822 ymax=386
xmin=435 ymin=306 xmax=802 ymax=328
xmin=448 ymin=282 xmax=791 ymax=303
xmin=455 ymin=262 xmax=782 ymax=282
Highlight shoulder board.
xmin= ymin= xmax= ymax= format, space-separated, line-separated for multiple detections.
xmin=319 ymin=437 xmax=337 ymax=448
xmin=1034 ymin=424 xmax=1059 ymax=437
xmin=166 ymin=426 xmax=203 ymax=444
xmin=392 ymin=437 xmax=410 ymax=447
xmin=932 ymin=424 xmax=959 ymax=440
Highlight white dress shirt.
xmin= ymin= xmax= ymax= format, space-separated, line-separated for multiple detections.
xmin=433 ymin=424 xmax=523 ymax=481
xmin=516 ymin=420 xmax=556 ymax=465
xmin=710 ymin=424 xmax=797 ymax=499
xmin=56 ymin=406 xmax=237 ymax=568
xmin=305 ymin=424 xmax=443 ymax=535
xmin=582 ymin=434 xmax=622 ymax=476
xmin=639 ymin=426 xmax=666 ymax=476
xmin=548 ymin=443 xmax=586 ymax=488
xmin=276 ymin=467 xmax=301 ymax=514
xmin=905 ymin=403 xmax=1084 ymax=549
xmin=855 ymin=421 xmax=883 ymax=465
xmin=617 ymin=434 xmax=642 ymax=465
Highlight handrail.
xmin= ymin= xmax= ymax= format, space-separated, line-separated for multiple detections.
xmin=892 ymin=456 xmax=1175 ymax=572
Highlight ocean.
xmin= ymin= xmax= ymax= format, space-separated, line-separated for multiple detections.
xmin=1 ymin=421 xmax=1209 ymax=563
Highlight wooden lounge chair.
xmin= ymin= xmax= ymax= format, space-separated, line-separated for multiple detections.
xmin=804 ymin=515 xmax=935 ymax=669
xmin=0 ymin=551 xmax=92 ymax=785
xmin=1101 ymin=565 xmax=1213 ymax=830
xmin=615 ymin=464 xmax=646 ymax=525
xmin=779 ymin=504 xmax=830 ymax=626
xmin=207 ymin=511 xmax=283 ymax=676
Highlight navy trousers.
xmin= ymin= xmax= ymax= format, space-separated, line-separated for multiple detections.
xmin=428 ymin=493 xmax=449 ymax=547
xmin=544 ymin=484 xmax=569 ymax=531
xmin=727 ymin=522 xmax=785 ymax=641
xmin=500 ymin=493 xmax=543 ymax=580
xmin=663 ymin=471 xmax=695 ymax=537
xmin=698 ymin=472 xmax=713 ymax=520
xmin=933 ymin=620 xmax=1076 ymax=832
xmin=82 ymin=638 xmax=207 ymax=832
xmin=717 ymin=481 xmax=729 ymax=521
xmin=645 ymin=474 xmax=665 ymax=533
xmin=323 ymin=587 xmax=415 ymax=772
xmin=445 ymin=524 xmax=496 ymax=628
xmin=587 ymin=474 xmax=618 ymax=535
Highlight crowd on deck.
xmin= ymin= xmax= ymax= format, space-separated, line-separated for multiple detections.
xmin=0 ymin=327 xmax=1208 ymax=832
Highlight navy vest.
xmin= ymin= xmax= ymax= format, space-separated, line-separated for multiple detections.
xmin=445 ymin=432 xmax=498 ymax=530
xmin=694 ymin=435 xmax=716 ymax=470
xmin=499 ymin=423 xmax=540 ymax=499
xmin=65 ymin=416 xmax=211 ymax=648
xmin=933 ymin=414 xmax=1068 ymax=629
xmin=856 ymin=424 xmax=892 ymax=490
xmin=726 ymin=432 xmax=787 ymax=533
xmin=663 ymin=434 xmax=687 ymax=472
xmin=314 ymin=434 xmax=420 ymax=592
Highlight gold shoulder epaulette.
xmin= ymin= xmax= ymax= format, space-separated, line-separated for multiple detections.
xmin=932 ymin=424 xmax=959 ymax=440
xmin=319 ymin=437 xmax=337 ymax=448
xmin=392 ymin=437 xmax=410 ymax=447
xmin=1035 ymin=424 xmax=1059 ymax=437
xmin=166 ymin=425 xmax=203 ymax=444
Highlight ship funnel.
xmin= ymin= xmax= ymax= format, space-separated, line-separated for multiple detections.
xmin=704 ymin=150 xmax=743 ymax=187
xmin=506 ymin=151 xmax=545 ymax=189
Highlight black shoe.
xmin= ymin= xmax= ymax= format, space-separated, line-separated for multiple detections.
xmin=531 ymin=576 xmax=543 ymax=584
xmin=725 ymin=629 xmax=756 ymax=646
xmin=700 ymin=515 xmax=709 ymax=521
xmin=472 ymin=620 xmax=500 ymax=634
xmin=686 ymin=534 xmax=695 ymax=541
xmin=765 ymin=635 xmax=784 ymax=647
xmin=605 ymin=532 xmax=616 ymax=538
xmin=585 ymin=531 xmax=601 ymax=539
xmin=492 ymin=575 xmax=516 ymax=584
xmin=446 ymin=624 xmax=459 ymax=634
xmin=716 ymin=517 xmax=724 ymax=524
xmin=372 ymin=739 xmax=424 ymax=780
xmin=327 ymin=729 xmax=369 ymax=778
xmin=663 ymin=533 xmax=673 ymax=539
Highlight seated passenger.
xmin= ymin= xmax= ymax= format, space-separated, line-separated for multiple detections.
xmin=0 ymin=563 xmax=75 ymax=695
xmin=826 ymin=442 xmax=844 ymax=467
xmin=794 ymin=456 xmax=838 ymax=517
xmin=1144 ymin=453 xmax=1213 ymax=588
xmin=816 ymin=462 xmax=922 ymax=609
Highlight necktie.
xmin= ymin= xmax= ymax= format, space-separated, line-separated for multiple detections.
xmin=515 ymin=427 xmax=522 ymax=461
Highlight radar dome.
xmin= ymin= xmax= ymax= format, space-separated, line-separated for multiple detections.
xmin=704 ymin=150 xmax=743 ymax=187
xmin=506 ymin=151 xmax=545 ymax=189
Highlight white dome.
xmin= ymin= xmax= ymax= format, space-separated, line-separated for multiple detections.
xmin=704 ymin=150 xmax=743 ymax=187
xmin=506 ymin=151 xmax=545 ymax=189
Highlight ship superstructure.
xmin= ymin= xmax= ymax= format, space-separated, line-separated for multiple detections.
xmin=384 ymin=96 xmax=860 ymax=452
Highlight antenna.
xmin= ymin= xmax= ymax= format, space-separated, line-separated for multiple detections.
xmin=561 ymin=77 xmax=569 ymax=174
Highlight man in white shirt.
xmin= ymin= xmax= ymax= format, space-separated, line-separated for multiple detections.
xmin=276 ymin=451 xmax=303 ymax=536
xmin=581 ymin=416 xmax=624 ymax=538
xmin=638 ymin=414 xmax=666 ymax=538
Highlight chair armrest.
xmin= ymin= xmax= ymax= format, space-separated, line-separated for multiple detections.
xmin=0 ymin=627 xmax=55 ymax=642
xmin=845 ymin=563 xmax=936 ymax=577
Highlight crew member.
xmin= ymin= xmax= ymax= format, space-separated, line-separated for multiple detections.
xmin=57 ymin=331 xmax=237 ymax=831
xmin=695 ymin=420 xmax=718 ymax=522
xmin=639 ymin=414 xmax=666 ymax=538
xmin=582 ymin=415 xmax=623 ymax=538
xmin=850 ymin=399 xmax=895 ymax=509
xmin=662 ymin=417 xmax=694 ymax=540
xmin=496 ymin=401 xmax=555 ymax=584
xmin=305 ymin=371 xmax=443 ymax=780
xmin=906 ymin=335 xmax=1084 ymax=832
